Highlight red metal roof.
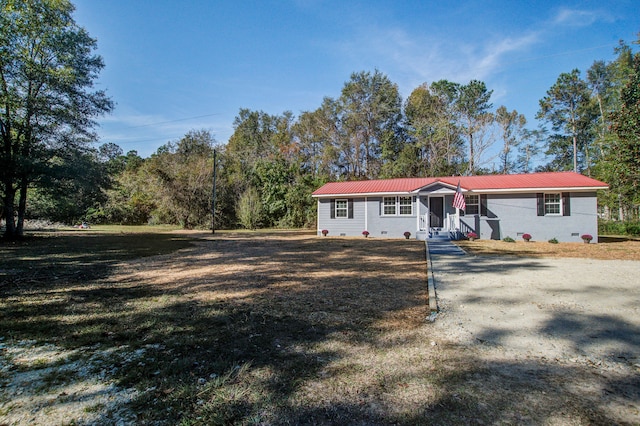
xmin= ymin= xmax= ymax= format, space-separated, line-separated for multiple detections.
xmin=312 ymin=172 xmax=608 ymax=196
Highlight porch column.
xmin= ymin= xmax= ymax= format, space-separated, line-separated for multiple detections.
xmin=365 ymin=197 xmax=368 ymax=231
xmin=425 ymin=203 xmax=429 ymax=230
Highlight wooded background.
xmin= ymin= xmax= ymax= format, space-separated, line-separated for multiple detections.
xmin=1 ymin=1 xmax=638 ymax=237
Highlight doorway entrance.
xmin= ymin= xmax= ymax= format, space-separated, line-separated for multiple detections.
xmin=429 ymin=197 xmax=444 ymax=228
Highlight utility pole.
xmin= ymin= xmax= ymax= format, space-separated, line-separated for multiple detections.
xmin=211 ymin=149 xmax=217 ymax=234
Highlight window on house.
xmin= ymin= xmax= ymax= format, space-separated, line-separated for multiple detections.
xmin=335 ymin=199 xmax=348 ymax=218
xmin=382 ymin=196 xmax=414 ymax=216
xmin=537 ymin=192 xmax=570 ymax=216
xmin=465 ymin=195 xmax=479 ymax=215
xmin=383 ymin=197 xmax=396 ymax=215
xmin=399 ymin=196 xmax=413 ymax=215
xmin=544 ymin=193 xmax=561 ymax=215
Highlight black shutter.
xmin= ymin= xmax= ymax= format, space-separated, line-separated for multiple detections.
xmin=480 ymin=194 xmax=488 ymax=217
xmin=348 ymin=199 xmax=354 ymax=219
xmin=536 ymin=193 xmax=544 ymax=216
xmin=562 ymin=192 xmax=571 ymax=216
xmin=330 ymin=199 xmax=335 ymax=219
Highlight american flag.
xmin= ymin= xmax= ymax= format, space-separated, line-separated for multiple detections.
xmin=452 ymin=180 xmax=466 ymax=211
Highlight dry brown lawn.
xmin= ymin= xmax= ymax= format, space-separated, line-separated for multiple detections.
xmin=1 ymin=230 xmax=637 ymax=425
xmin=1 ymin=231 xmax=437 ymax=425
xmin=455 ymin=237 xmax=640 ymax=261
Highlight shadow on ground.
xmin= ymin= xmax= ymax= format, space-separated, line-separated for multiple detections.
xmin=1 ymin=233 xmax=638 ymax=424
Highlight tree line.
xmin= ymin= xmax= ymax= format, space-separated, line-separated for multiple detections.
xmin=1 ymin=0 xmax=638 ymax=238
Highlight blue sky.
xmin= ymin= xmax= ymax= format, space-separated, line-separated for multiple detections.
xmin=73 ymin=0 xmax=638 ymax=159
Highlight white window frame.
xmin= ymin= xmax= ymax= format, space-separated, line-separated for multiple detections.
xmin=465 ymin=194 xmax=480 ymax=215
xmin=382 ymin=196 xmax=414 ymax=216
xmin=382 ymin=197 xmax=396 ymax=216
xmin=399 ymin=196 xmax=413 ymax=216
xmin=335 ymin=199 xmax=348 ymax=218
xmin=544 ymin=193 xmax=561 ymax=215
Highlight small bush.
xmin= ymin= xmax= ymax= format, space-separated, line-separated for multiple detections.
xmin=548 ymin=237 xmax=559 ymax=244
xmin=466 ymin=232 xmax=478 ymax=240
xmin=581 ymin=234 xmax=593 ymax=242
xmin=503 ymin=236 xmax=515 ymax=243
xmin=599 ymin=219 xmax=640 ymax=236
xmin=599 ymin=220 xmax=625 ymax=235
xmin=626 ymin=223 xmax=640 ymax=236
xmin=237 ymin=187 xmax=263 ymax=230
xmin=321 ymin=229 xmax=328 ymax=236
xmin=362 ymin=230 xmax=369 ymax=237
xmin=522 ymin=233 xmax=532 ymax=241
xmin=403 ymin=231 xmax=411 ymax=239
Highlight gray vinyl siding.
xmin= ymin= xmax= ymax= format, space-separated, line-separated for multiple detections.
xmin=317 ymin=191 xmax=599 ymax=242
xmin=317 ymin=198 xmax=365 ymax=237
xmin=318 ymin=196 xmax=417 ymax=238
xmin=459 ymin=192 xmax=599 ymax=243
xmin=366 ymin=197 xmax=417 ymax=238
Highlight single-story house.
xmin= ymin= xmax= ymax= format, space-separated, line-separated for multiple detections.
xmin=312 ymin=172 xmax=609 ymax=242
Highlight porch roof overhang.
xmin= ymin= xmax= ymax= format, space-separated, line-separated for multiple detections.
xmin=415 ymin=181 xmax=459 ymax=194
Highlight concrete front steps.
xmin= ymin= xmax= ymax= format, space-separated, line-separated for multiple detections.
xmin=428 ymin=227 xmax=451 ymax=241
xmin=416 ymin=227 xmax=455 ymax=241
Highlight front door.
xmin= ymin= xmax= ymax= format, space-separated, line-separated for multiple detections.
xmin=429 ymin=197 xmax=444 ymax=228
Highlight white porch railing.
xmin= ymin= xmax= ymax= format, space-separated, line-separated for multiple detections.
xmin=419 ymin=213 xmax=428 ymax=231
xmin=422 ymin=212 xmax=460 ymax=231
xmin=421 ymin=212 xmax=461 ymax=232
xmin=420 ymin=210 xmax=466 ymax=239
xmin=446 ymin=212 xmax=460 ymax=232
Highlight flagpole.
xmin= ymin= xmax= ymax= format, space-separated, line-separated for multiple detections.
xmin=452 ymin=180 xmax=465 ymax=236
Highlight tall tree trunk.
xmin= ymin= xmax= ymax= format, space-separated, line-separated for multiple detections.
xmin=503 ymin=146 xmax=509 ymax=174
xmin=16 ymin=176 xmax=28 ymax=236
xmin=2 ymin=182 xmax=16 ymax=238
xmin=353 ymin=136 xmax=360 ymax=178
xmin=571 ymin=120 xmax=578 ymax=173
xmin=469 ymin=132 xmax=475 ymax=175
xmin=595 ymin=93 xmax=606 ymax=157
xmin=585 ymin=143 xmax=591 ymax=177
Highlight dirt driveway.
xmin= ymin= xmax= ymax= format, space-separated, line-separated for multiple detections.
xmin=428 ymin=248 xmax=640 ymax=424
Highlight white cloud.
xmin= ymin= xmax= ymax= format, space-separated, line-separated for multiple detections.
xmin=472 ymin=32 xmax=541 ymax=78
xmin=553 ymin=8 xmax=600 ymax=27
xmin=329 ymin=24 xmax=540 ymax=97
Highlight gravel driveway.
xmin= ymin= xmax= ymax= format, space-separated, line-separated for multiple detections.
xmin=428 ymin=245 xmax=640 ymax=424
